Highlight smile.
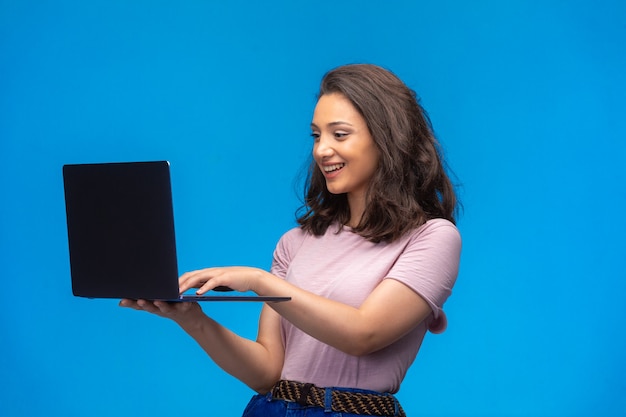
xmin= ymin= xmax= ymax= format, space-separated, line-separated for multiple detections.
xmin=323 ymin=163 xmax=345 ymax=173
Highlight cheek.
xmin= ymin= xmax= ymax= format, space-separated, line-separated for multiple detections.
xmin=366 ymin=149 xmax=381 ymax=172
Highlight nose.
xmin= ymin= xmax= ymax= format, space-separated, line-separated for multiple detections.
xmin=313 ymin=135 xmax=334 ymax=160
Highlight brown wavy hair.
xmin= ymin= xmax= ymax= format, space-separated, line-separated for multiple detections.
xmin=297 ymin=64 xmax=459 ymax=243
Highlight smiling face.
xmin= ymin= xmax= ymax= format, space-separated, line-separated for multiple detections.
xmin=310 ymin=93 xmax=380 ymax=212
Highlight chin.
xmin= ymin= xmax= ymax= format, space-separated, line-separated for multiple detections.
xmin=325 ymin=185 xmax=346 ymax=195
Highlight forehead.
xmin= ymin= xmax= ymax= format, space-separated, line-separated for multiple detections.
xmin=312 ymin=93 xmax=364 ymax=124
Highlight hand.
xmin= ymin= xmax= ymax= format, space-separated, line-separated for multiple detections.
xmin=179 ymin=267 xmax=266 ymax=295
xmin=119 ymin=298 xmax=204 ymax=327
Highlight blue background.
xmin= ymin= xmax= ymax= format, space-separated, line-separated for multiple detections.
xmin=1 ymin=1 xmax=625 ymax=416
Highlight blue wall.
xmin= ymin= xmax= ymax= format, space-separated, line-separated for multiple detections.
xmin=1 ymin=1 xmax=625 ymax=416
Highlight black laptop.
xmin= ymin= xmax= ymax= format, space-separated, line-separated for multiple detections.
xmin=62 ymin=161 xmax=290 ymax=302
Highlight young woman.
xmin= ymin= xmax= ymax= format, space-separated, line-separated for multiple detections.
xmin=120 ymin=64 xmax=462 ymax=417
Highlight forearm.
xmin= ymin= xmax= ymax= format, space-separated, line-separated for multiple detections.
xmin=258 ymin=271 xmax=432 ymax=356
xmin=177 ymin=313 xmax=282 ymax=393
xmin=179 ymin=266 xmax=431 ymax=357
xmin=258 ymin=275 xmax=371 ymax=355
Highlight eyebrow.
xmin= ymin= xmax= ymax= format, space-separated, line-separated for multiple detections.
xmin=310 ymin=121 xmax=354 ymax=129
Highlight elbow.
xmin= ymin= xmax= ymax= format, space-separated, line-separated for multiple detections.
xmin=249 ymin=368 xmax=282 ymax=394
xmin=250 ymin=377 xmax=279 ymax=395
xmin=251 ymin=382 xmax=276 ymax=395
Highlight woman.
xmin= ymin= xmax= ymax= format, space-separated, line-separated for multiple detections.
xmin=120 ymin=64 xmax=461 ymax=416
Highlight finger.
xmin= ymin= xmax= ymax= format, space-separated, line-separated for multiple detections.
xmin=196 ymin=276 xmax=222 ymax=295
xmin=156 ymin=300 xmax=199 ymax=316
xmin=136 ymin=299 xmax=162 ymax=314
xmin=119 ymin=299 xmax=141 ymax=310
xmin=153 ymin=301 xmax=176 ymax=314
xmin=178 ymin=270 xmax=196 ymax=286
xmin=180 ymin=268 xmax=217 ymax=293
xmin=179 ymin=269 xmax=206 ymax=292
xmin=178 ymin=275 xmax=198 ymax=293
xmin=178 ymin=271 xmax=192 ymax=291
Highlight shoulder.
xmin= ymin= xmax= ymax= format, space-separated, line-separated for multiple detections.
xmin=388 ymin=219 xmax=462 ymax=333
xmin=390 ymin=218 xmax=462 ymax=283
xmin=271 ymin=226 xmax=311 ymax=277
xmin=406 ymin=218 xmax=461 ymax=249
xmin=276 ymin=223 xmax=346 ymax=247
xmin=273 ymin=226 xmax=310 ymax=261
xmin=276 ymin=226 xmax=309 ymax=247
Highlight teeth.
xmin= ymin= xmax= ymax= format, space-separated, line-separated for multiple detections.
xmin=323 ymin=163 xmax=345 ymax=172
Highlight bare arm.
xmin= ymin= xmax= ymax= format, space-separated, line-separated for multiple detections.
xmin=266 ymin=277 xmax=431 ymax=356
xmin=180 ymin=268 xmax=432 ymax=356
xmin=119 ymin=299 xmax=284 ymax=393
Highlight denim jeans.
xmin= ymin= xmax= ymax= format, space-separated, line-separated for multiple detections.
xmin=241 ymin=387 xmax=403 ymax=417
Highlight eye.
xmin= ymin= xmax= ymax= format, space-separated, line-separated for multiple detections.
xmin=310 ymin=132 xmax=320 ymax=142
xmin=334 ymin=131 xmax=349 ymax=139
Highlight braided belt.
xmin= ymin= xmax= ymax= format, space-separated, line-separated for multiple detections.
xmin=270 ymin=380 xmax=405 ymax=417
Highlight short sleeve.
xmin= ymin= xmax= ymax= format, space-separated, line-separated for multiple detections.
xmin=270 ymin=227 xmax=307 ymax=279
xmin=386 ymin=219 xmax=462 ymax=333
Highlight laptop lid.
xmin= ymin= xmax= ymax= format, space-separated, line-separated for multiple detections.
xmin=62 ymin=161 xmax=289 ymax=302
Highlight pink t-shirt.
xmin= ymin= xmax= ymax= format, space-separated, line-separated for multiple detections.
xmin=270 ymin=218 xmax=461 ymax=394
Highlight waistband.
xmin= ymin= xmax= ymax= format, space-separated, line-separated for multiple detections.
xmin=270 ymin=380 xmax=406 ymax=416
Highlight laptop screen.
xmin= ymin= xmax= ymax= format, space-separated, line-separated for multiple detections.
xmin=63 ymin=161 xmax=180 ymax=299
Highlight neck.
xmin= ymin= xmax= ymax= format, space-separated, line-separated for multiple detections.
xmin=347 ymin=192 xmax=366 ymax=228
